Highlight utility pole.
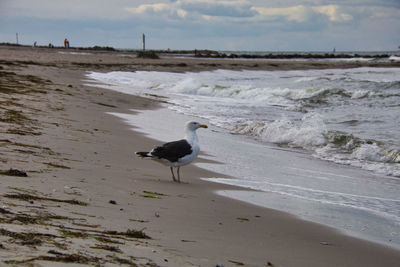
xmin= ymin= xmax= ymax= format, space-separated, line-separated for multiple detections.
xmin=16 ymin=33 xmax=19 ymax=45
xmin=142 ymin=33 xmax=145 ymax=51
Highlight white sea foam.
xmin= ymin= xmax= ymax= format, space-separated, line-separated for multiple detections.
xmin=351 ymin=90 xmax=371 ymax=99
xmin=352 ymin=143 xmax=388 ymax=162
xmin=389 ymin=55 xmax=400 ymax=61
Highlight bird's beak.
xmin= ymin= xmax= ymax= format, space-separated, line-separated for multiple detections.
xmin=200 ymin=124 xmax=208 ymax=128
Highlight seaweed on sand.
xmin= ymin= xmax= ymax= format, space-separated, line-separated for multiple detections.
xmin=0 ymin=228 xmax=58 ymax=246
xmin=0 ymin=70 xmax=51 ymax=95
xmin=4 ymin=252 xmax=100 ymax=265
xmin=54 ymin=225 xmax=151 ymax=241
xmin=3 ymin=193 xmax=87 ymax=206
xmin=59 ymin=229 xmax=89 ymax=238
xmin=4 ymin=252 xmax=147 ymax=266
xmin=91 ymin=244 xmax=122 ymax=253
xmin=103 ymin=229 xmax=151 ymax=239
xmin=140 ymin=190 xmax=166 ymax=199
xmin=95 ymin=236 xmax=124 ymax=244
xmin=0 ymin=109 xmax=29 ymax=124
xmin=7 ymin=128 xmax=42 ymax=135
xmin=45 ymin=162 xmax=71 ymax=169
xmin=0 ymin=168 xmax=28 ymax=177
xmin=6 ymin=213 xmax=69 ymax=225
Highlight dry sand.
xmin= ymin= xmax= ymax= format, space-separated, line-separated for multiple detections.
xmin=0 ymin=45 xmax=399 ymax=266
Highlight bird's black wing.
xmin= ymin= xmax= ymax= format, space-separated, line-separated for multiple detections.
xmin=151 ymin=139 xmax=192 ymax=162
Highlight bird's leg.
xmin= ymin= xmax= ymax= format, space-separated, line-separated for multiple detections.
xmin=170 ymin=167 xmax=177 ymax=182
xmin=177 ymin=167 xmax=181 ymax=183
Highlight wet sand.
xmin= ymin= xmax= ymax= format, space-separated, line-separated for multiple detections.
xmin=0 ymin=45 xmax=399 ymax=266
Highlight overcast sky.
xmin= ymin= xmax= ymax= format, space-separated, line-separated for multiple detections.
xmin=1 ymin=0 xmax=399 ymax=51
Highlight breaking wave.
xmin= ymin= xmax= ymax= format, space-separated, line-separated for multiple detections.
xmin=229 ymin=115 xmax=400 ymax=177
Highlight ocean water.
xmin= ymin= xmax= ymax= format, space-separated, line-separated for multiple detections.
xmin=86 ymin=66 xmax=400 ymax=248
xmin=87 ymin=68 xmax=400 ymax=177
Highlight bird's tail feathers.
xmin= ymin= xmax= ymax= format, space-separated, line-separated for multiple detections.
xmin=135 ymin=151 xmax=152 ymax=158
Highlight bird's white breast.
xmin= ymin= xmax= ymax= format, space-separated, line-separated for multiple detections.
xmin=174 ymin=143 xmax=199 ymax=167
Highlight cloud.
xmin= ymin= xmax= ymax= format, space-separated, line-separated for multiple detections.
xmin=252 ymin=5 xmax=353 ymax=23
xmin=0 ymin=0 xmax=144 ymax=20
xmin=126 ymin=0 xmax=257 ymax=21
xmin=126 ymin=3 xmax=188 ymax=19
xmin=312 ymin=5 xmax=353 ymax=22
xmin=177 ymin=0 xmax=256 ymax=18
xmin=125 ymin=1 xmax=355 ymax=27
xmin=252 ymin=5 xmax=313 ymax=22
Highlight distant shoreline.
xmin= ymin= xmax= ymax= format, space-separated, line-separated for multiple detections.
xmin=2 ymin=44 xmax=400 ymax=73
xmin=1 ymin=42 xmax=399 ymax=60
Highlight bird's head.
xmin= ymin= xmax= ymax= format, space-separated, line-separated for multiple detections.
xmin=186 ymin=121 xmax=208 ymax=131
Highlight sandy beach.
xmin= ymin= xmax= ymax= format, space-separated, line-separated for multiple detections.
xmin=1 ymin=45 xmax=400 ymax=266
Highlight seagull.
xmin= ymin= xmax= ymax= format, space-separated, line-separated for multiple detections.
xmin=135 ymin=121 xmax=208 ymax=183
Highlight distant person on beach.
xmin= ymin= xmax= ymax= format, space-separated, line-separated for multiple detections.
xmin=64 ymin=38 xmax=69 ymax=48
